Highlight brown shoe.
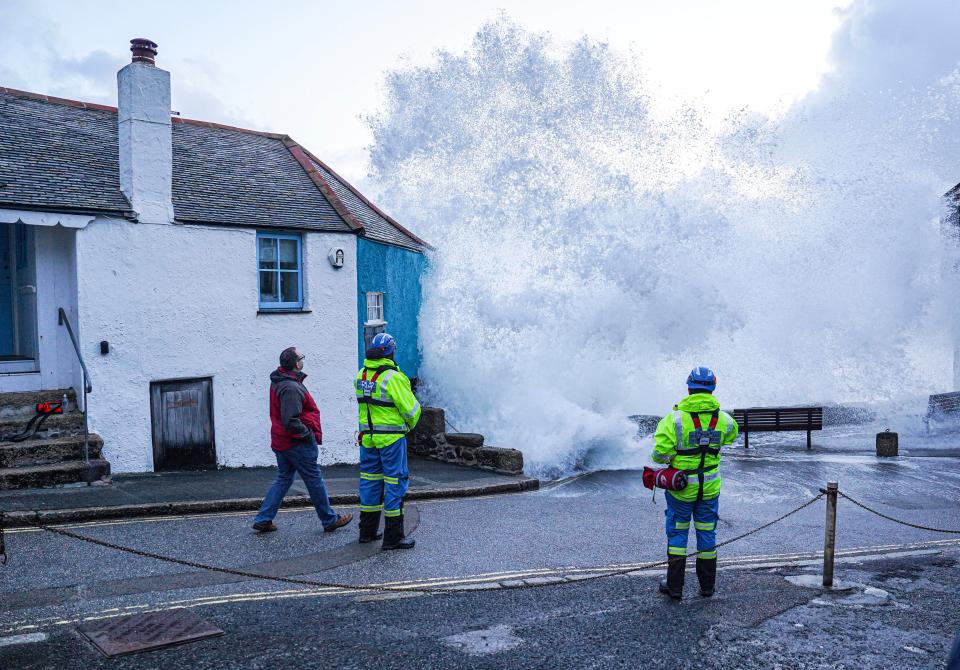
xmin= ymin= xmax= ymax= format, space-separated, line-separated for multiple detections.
xmin=252 ymin=520 xmax=277 ymax=533
xmin=324 ymin=513 xmax=353 ymax=532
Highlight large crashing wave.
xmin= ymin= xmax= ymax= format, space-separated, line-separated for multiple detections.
xmin=366 ymin=5 xmax=960 ymax=477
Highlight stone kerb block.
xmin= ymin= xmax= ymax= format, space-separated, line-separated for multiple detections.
xmin=445 ymin=433 xmax=484 ymax=449
xmin=408 ymin=406 xmax=445 ymax=457
xmin=477 ymin=446 xmax=524 ymax=475
xmin=404 ymin=406 xmax=524 ymax=474
xmin=418 ymin=406 xmax=446 ymax=437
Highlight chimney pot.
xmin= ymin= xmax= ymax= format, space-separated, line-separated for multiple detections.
xmin=130 ymin=38 xmax=158 ymax=65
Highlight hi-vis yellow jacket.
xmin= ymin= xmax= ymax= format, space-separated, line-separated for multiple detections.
xmin=355 ymin=357 xmax=421 ymax=448
xmin=651 ymin=393 xmax=739 ymax=501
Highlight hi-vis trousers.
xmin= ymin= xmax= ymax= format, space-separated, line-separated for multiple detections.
xmin=359 ymin=437 xmax=409 ymax=518
xmin=664 ymin=491 xmax=719 ymax=559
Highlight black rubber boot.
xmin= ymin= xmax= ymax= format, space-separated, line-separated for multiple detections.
xmin=658 ymin=555 xmax=685 ymax=600
xmin=696 ymin=557 xmax=717 ymax=597
xmin=381 ymin=515 xmax=415 ymax=550
xmin=358 ymin=511 xmax=383 ymax=544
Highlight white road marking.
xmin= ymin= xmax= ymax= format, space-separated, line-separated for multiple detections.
xmin=2 ymin=539 xmax=957 ymax=638
xmin=0 ymin=632 xmax=48 ymax=647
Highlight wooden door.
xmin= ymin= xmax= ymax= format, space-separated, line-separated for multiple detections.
xmin=150 ymin=378 xmax=216 ymax=471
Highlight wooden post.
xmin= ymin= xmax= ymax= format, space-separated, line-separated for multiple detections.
xmin=822 ymin=481 xmax=838 ymax=587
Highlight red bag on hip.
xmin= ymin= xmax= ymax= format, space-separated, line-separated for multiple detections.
xmin=642 ymin=466 xmax=688 ymax=491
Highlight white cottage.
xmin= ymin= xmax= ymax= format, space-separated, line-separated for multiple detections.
xmin=0 ymin=39 xmax=425 ymax=485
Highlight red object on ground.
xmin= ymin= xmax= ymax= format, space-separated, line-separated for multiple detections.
xmin=35 ymin=402 xmax=63 ymax=415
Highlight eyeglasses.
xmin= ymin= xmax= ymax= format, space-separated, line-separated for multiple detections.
xmin=297 ymin=355 xmax=306 ymax=361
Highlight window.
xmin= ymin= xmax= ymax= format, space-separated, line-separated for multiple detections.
xmin=366 ymin=292 xmax=384 ymax=323
xmin=364 ymin=292 xmax=386 ymax=350
xmin=258 ymin=232 xmax=303 ymax=310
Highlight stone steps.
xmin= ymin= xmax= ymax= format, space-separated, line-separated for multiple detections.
xmin=0 ymin=433 xmax=104 ymax=468
xmin=0 ymin=388 xmax=110 ymax=490
xmin=0 ymin=458 xmax=111 ymax=491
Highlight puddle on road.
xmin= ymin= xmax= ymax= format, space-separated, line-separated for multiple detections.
xmin=443 ymin=624 xmax=523 ymax=655
xmin=784 ymin=574 xmax=895 ymax=607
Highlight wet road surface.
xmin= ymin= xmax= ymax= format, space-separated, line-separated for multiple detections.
xmin=2 ymin=438 xmax=959 ymax=668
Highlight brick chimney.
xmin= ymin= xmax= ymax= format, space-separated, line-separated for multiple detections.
xmin=117 ymin=38 xmax=174 ymax=223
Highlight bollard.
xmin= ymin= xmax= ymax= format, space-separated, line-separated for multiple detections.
xmin=876 ymin=430 xmax=898 ymax=457
xmin=822 ymin=481 xmax=838 ymax=587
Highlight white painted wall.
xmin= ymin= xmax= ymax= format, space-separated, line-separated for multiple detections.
xmin=75 ymin=218 xmax=359 ymax=472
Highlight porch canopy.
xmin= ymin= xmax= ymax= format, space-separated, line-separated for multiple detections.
xmin=0 ymin=209 xmax=95 ymax=229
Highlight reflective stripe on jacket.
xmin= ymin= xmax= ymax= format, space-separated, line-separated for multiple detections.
xmin=355 ymin=358 xmax=422 ymax=448
xmin=651 ymin=393 xmax=739 ymax=501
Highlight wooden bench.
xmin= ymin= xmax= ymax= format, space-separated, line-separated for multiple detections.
xmin=731 ymin=407 xmax=823 ymax=449
xmin=925 ymin=391 xmax=960 ymax=432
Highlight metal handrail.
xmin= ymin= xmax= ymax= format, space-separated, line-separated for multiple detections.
xmin=58 ymin=307 xmax=92 ymax=464
xmin=58 ymin=308 xmax=91 ymax=394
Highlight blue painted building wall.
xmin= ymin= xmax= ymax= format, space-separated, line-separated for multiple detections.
xmin=356 ymin=237 xmax=426 ymax=378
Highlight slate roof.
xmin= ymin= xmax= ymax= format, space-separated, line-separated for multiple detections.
xmin=170 ymin=121 xmax=345 ymax=231
xmin=0 ymin=87 xmax=427 ymax=251
xmin=0 ymin=91 xmax=130 ymax=215
xmin=308 ymin=155 xmax=427 ymax=252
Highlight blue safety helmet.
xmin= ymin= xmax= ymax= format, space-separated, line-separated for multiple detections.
xmin=370 ymin=332 xmax=397 ymax=357
xmin=687 ymin=366 xmax=717 ymax=392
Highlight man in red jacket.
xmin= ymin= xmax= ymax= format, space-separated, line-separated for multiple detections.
xmin=253 ymin=347 xmax=353 ymax=533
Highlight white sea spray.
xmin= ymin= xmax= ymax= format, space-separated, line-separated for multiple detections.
xmin=367 ymin=4 xmax=960 ymax=477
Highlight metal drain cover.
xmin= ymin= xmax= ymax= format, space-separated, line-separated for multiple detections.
xmin=78 ymin=608 xmax=223 ymax=657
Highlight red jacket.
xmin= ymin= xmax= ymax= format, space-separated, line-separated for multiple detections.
xmin=269 ymin=368 xmax=322 ymax=451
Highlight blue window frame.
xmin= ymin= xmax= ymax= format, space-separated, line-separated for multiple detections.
xmin=257 ymin=232 xmax=303 ymax=310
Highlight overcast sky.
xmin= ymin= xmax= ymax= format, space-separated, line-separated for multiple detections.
xmin=0 ymin=0 xmax=850 ymax=186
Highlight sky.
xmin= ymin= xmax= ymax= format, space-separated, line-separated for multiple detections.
xmin=0 ymin=0 xmax=850 ymax=187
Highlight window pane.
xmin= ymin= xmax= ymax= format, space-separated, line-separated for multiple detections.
xmin=279 ymin=239 xmax=299 ymax=270
xmin=259 ymin=271 xmax=278 ymax=303
xmin=366 ymin=292 xmax=384 ymax=321
xmin=280 ymin=271 xmax=300 ymax=304
xmin=259 ymin=237 xmax=278 ymax=269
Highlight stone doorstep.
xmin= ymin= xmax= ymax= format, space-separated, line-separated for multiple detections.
xmin=0 ymin=458 xmax=110 ymax=491
xmin=0 ymin=434 xmax=104 ymax=468
xmin=0 ymin=389 xmax=77 ymax=418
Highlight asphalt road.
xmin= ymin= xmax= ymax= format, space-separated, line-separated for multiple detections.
xmin=2 ymin=443 xmax=960 ymax=668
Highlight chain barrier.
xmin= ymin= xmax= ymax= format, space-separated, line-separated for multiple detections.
xmin=0 ymin=493 xmax=825 ymax=594
xmin=838 ymin=491 xmax=960 ymax=534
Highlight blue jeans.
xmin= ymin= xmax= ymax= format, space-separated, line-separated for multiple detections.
xmin=255 ymin=438 xmax=338 ymax=528
xmin=359 ymin=437 xmax=409 ymax=518
xmin=665 ymin=491 xmax=719 ymax=559
xmin=948 ymin=632 xmax=960 ymax=670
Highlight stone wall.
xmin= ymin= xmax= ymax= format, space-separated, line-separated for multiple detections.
xmin=408 ymin=406 xmax=524 ymax=475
